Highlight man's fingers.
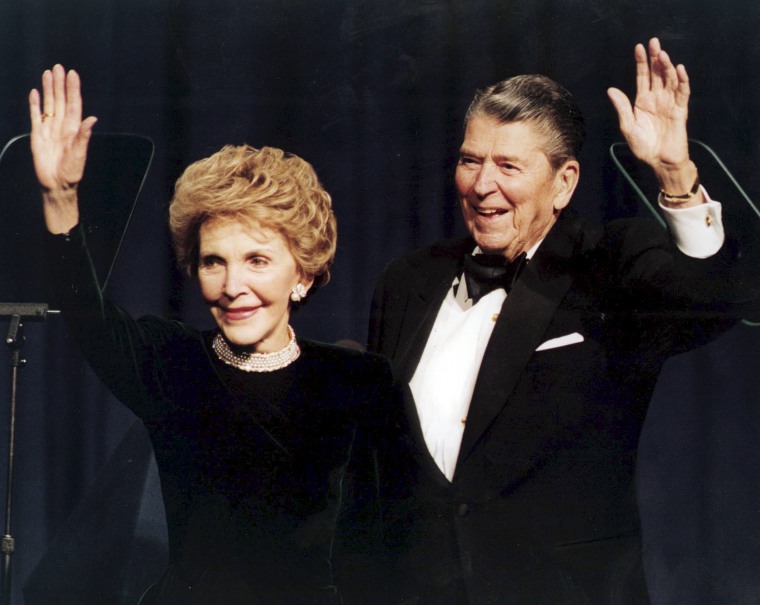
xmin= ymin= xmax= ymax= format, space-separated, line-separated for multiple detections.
xmin=675 ymin=64 xmax=691 ymax=108
xmin=634 ymin=43 xmax=649 ymax=95
xmin=656 ymin=50 xmax=680 ymax=91
xmin=648 ymin=37 xmax=662 ymax=59
xmin=649 ymin=54 xmax=666 ymax=92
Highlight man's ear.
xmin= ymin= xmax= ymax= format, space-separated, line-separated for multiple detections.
xmin=553 ymin=160 xmax=580 ymax=212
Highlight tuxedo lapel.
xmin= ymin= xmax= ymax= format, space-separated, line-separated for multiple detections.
xmin=393 ymin=240 xmax=470 ymax=384
xmin=388 ymin=239 xmax=471 ymax=486
xmin=457 ymin=213 xmax=582 ymax=466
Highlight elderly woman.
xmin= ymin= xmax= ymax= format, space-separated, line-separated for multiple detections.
xmin=30 ymin=65 xmax=402 ymax=604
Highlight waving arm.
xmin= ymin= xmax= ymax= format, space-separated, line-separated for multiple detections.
xmin=28 ymin=64 xmax=98 ymax=233
xmin=607 ymin=38 xmax=703 ymax=209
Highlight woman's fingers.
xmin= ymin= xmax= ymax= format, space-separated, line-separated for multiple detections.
xmin=65 ymin=69 xmax=84 ymax=125
xmin=52 ymin=64 xmax=67 ymax=124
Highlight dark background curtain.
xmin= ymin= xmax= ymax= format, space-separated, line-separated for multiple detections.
xmin=0 ymin=1 xmax=758 ymax=603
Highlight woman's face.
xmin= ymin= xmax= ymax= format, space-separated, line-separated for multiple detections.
xmin=197 ymin=216 xmax=311 ymax=353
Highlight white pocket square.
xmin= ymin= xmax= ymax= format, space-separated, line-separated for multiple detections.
xmin=535 ymin=332 xmax=584 ymax=351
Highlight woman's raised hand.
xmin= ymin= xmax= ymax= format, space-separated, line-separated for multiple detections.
xmin=28 ymin=64 xmax=97 ymax=233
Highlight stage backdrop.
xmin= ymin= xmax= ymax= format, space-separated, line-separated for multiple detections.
xmin=0 ymin=1 xmax=758 ymax=603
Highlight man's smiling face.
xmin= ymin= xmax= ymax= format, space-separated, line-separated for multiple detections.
xmin=455 ymin=113 xmax=578 ymax=260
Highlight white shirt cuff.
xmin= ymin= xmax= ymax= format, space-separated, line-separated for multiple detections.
xmin=659 ymin=187 xmax=724 ymax=258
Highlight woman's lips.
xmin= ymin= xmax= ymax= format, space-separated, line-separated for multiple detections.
xmin=222 ymin=306 xmax=259 ymax=321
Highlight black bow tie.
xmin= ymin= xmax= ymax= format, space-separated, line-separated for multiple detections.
xmin=462 ymin=252 xmax=528 ymax=303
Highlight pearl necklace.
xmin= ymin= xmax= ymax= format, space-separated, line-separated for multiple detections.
xmin=212 ymin=326 xmax=300 ymax=372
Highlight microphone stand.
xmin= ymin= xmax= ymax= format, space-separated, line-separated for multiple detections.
xmin=0 ymin=303 xmax=48 ymax=605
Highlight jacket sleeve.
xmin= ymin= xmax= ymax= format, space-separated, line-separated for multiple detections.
xmin=333 ymin=354 xmax=416 ymax=604
xmin=368 ymin=263 xmax=392 ymax=355
xmin=45 ymin=224 xmax=189 ymax=420
xmin=601 ymin=217 xmax=757 ymax=354
xmin=368 ymin=258 xmax=411 ymax=359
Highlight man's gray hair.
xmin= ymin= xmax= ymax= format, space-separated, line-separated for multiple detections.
xmin=465 ymin=74 xmax=585 ymax=170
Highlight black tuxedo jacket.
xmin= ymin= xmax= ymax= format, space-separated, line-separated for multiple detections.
xmin=369 ymin=210 xmax=749 ymax=605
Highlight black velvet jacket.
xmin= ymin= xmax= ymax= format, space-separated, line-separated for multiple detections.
xmin=48 ymin=225 xmax=403 ymax=605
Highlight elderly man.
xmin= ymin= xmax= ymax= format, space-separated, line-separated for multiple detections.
xmin=369 ymin=38 xmax=750 ymax=604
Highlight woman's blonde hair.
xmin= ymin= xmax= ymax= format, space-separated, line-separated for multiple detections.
xmin=169 ymin=145 xmax=337 ymax=290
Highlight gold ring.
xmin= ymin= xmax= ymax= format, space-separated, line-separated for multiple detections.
xmin=41 ymin=113 xmax=54 ymax=122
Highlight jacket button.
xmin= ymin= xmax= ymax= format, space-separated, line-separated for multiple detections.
xmin=456 ymin=503 xmax=470 ymax=517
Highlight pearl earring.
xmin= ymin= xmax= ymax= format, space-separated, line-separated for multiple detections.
xmin=290 ymin=283 xmax=308 ymax=302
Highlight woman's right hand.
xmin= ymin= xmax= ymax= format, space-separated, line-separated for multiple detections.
xmin=28 ymin=64 xmax=97 ymax=233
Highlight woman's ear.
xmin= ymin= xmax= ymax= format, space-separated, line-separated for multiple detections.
xmin=300 ymin=275 xmax=315 ymax=292
xmin=290 ymin=275 xmax=315 ymax=303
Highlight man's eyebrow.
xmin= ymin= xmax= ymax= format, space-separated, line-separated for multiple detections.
xmin=458 ymin=147 xmax=523 ymax=163
xmin=492 ymin=152 xmax=523 ymax=163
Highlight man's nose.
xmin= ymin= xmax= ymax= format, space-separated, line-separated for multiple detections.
xmin=472 ymin=163 xmax=497 ymax=197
